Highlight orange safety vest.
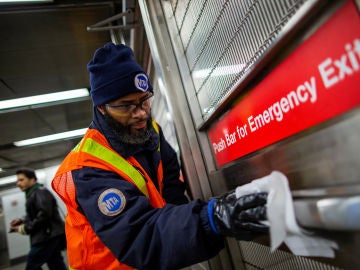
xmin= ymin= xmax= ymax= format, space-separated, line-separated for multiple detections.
xmin=52 ymin=121 xmax=166 ymax=270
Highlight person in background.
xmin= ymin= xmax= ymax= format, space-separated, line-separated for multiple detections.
xmin=51 ymin=42 xmax=268 ymax=270
xmin=9 ymin=168 xmax=67 ymax=270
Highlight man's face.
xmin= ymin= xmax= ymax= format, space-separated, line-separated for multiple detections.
xmin=97 ymin=91 xmax=153 ymax=144
xmin=16 ymin=173 xmax=36 ymax=191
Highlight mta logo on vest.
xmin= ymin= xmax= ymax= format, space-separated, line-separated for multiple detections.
xmin=98 ymin=188 xmax=126 ymax=216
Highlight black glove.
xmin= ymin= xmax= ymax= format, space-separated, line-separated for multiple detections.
xmin=209 ymin=191 xmax=268 ymax=240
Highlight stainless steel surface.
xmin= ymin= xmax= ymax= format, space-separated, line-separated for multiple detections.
xmin=294 ymin=196 xmax=360 ymax=230
xmin=145 ymin=0 xmax=360 ymax=269
xmin=292 ymin=184 xmax=360 ymax=198
xmin=209 ymin=108 xmax=360 ymax=194
xmin=139 ymin=1 xmax=225 ymax=269
xmin=160 ymin=0 xmax=218 ymax=177
xmin=206 ymin=107 xmax=360 ymax=269
xmin=141 ymin=0 xmax=360 ymax=269
xmin=293 ymin=185 xmax=360 ymax=230
xmin=139 ymin=0 xmax=215 ymax=201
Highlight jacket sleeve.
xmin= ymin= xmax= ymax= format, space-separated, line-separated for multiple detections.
xmin=158 ymin=127 xmax=189 ymax=205
xmin=25 ymin=188 xmax=54 ymax=234
xmin=73 ymin=167 xmax=224 ymax=270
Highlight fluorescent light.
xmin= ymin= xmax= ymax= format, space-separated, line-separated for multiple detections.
xmin=0 ymin=175 xmax=17 ymax=186
xmin=0 ymin=88 xmax=89 ymax=111
xmin=0 ymin=0 xmax=52 ymax=3
xmin=14 ymin=128 xmax=87 ymax=147
xmin=0 ymin=169 xmax=47 ymax=186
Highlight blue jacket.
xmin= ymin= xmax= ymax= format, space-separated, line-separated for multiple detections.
xmin=70 ymin=109 xmax=224 ymax=269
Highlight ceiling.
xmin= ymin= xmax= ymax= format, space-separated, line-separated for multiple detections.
xmin=0 ymin=0 xmax=149 ymax=186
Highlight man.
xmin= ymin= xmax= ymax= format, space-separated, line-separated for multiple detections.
xmin=10 ymin=168 xmax=67 ymax=270
xmin=52 ymin=42 xmax=268 ymax=270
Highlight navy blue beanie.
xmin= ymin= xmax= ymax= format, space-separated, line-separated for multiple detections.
xmin=87 ymin=42 xmax=153 ymax=107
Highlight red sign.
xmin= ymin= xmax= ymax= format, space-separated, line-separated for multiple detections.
xmin=208 ymin=0 xmax=360 ymax=167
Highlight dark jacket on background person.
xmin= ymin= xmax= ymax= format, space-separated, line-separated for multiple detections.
xmin=25 ymin=184 xmax=65 ymax=245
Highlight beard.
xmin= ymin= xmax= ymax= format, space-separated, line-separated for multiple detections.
xmin=103 ymin=112 xmax=153 ymax=145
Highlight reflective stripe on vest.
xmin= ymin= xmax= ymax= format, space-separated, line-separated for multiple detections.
xmin=52 ymin=123 xmax=166 ymax=269
xmin=152 ymin=121 xmax=160 ymax=152
xmin=81 ymin=138 xmax=149 ymax=198
xmin=70 ymin=120 xmax=165 ymax=207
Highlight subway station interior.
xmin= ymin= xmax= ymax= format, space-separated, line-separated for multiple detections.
xmin=0 ymin=0 xmax=359 ymax=269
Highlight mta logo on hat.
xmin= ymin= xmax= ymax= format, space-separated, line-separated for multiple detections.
xmin=134 ymin=73 xmax=149 ymax=91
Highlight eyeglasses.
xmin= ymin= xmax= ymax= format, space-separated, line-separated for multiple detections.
xmin=105 ymin=92 xmax=154 ymax=116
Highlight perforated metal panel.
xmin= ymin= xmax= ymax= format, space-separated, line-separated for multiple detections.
xmin=239 ymin=242 xmax=343 ymax=270
xmin=167 ymin=0 xmax=307 ymax=120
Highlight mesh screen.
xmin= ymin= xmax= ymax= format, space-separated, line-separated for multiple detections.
xmin=167 ymin=0 xmax=307 ymax=120
xmin=239 ymin=241 xmax=344 ymax=270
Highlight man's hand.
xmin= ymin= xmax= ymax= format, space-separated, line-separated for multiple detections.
xmin=10 ymin=218 xmax=24 ymax=226
xmin=209 ymin=191 xmax=268 ymax=240
xmin=9 ymin=218 xmax=24 ymax=233
xmin=9 ymin=225 xmax=19 ymax=233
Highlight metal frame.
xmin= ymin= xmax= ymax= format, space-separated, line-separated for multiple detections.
xmin=138 ymin=0 xmax=214 ymax=201
xmin=139 ymin=0 xmax=360 ymax=269
xmin=139 ymin=1 xmax=230 ymax=269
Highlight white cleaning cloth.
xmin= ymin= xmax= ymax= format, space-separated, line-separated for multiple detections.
xmin=235 ymin=171 xmax=338 ymax=258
